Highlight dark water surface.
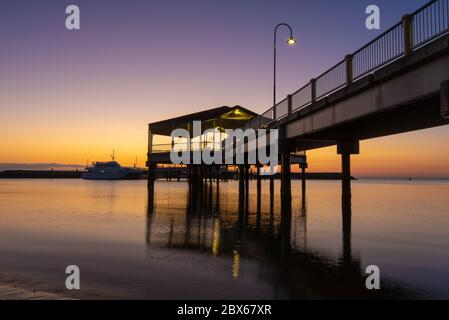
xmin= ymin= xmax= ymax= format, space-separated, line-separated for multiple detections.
xmin=0 ymin=179 xmax=448 ymax=299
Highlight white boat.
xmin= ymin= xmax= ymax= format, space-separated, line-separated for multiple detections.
xmin=81 ymin=152 xmax=141 ymax=180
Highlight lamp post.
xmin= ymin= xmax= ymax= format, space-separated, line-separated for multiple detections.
xmin=273 ymin=23 xmax=296 ymax=107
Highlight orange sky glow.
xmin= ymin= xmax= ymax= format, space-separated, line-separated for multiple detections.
xmin=1 ymin=0 xmax=448 ymax=178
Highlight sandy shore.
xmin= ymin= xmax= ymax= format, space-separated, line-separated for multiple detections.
xmin=0 ymin=273 xmax=75 ymax=300
xmin=0 ymin=283 xmax=73 ymax=300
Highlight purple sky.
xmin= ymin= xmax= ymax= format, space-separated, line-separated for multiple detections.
xmin=1 ymin=0 xmax=429 ymax=116
xmin=2 ymin=0 xmax=449 ymax=178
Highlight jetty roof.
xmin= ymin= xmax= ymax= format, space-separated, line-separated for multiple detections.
xmin=148 ymin=105 xmax=258 ymax=136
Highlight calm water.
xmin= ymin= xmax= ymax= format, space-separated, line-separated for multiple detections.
xmin=0 ymin=178 xmax=448 ymax=299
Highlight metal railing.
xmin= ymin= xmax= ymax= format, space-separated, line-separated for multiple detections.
xmin=275 ymin=98 xmax=289 ymax=119
xmin=352 ymin=22 xmax=404 ymax=79
xmin=413 ymin=0 xmax=449 ymax=47
xmin=245 ymin=0 xmax=449 ymax=129
xmin=291 ymin=82 xmax=312 ymax=112
xmin=150 ymin=142 xmax=223 ymax=154
xmin=315 ymin=59 xmax=347 ymax=99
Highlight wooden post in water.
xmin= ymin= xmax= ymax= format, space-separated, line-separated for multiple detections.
xmin=279 ymin=120 xmax=291 ymax=215
xmin=337 ymin=141 xmax=359 ymax=210
xmin=238 ymin=165 xmax=245 ymax=221
xmin=300 ymin=161 xmax=307 ymax=210
xmin=238 ymin=165 xmax=245 ymax=190
xmin=147 ymin=163 xmax=156 ymax=209
xmin=280 ymin=151 xmax=292 ymax=214
xmin=256 ymin=165 xmax=262 ymax=215
xmin=187 ymin=165 xmax=191 ymax=185
xmin=244 ymin=165 xmax=249 ymax=191
xmin=341 ymin=192 xmax=352 ymax=265
xmin=337 ymin=140 xmax=359 ymax=261
xmin=199 ymin=165 xmax=204 ymax=185
xmin=341 ymin=152 xmax=351 ymax=206
xmin=269 ymin=176 xmax=274 ymax=214
xmin=209 ymin=166 xmax=213 ymax=185
xmin=215 ymin=166 xmax=220 ymax=187
xmin=244 ymin=165 xmax=250 ymax=218
xmin=193 ymin=165 xmax=199 ymax=186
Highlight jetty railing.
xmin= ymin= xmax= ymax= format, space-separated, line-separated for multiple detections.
xmin=150 ymin=142 xmax=224 ymax=154
xmin=246 ymin=0 xmax=449 ymax=129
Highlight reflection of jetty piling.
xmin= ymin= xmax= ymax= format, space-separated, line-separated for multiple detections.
xmin=145 ymin=176 xmax=415 ymax=299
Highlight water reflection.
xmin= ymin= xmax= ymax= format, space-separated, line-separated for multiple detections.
xmin=146 ymin=181 xmax=415 ymax=299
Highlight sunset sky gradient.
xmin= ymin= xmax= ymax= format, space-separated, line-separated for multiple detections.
xmin=1 ymin=0 xmax=448 ymax=178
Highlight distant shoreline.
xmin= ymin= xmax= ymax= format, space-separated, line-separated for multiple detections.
xmin=0 ymin=170 xmax=83 ymax=179
xmin=0 ymin=170 xmax=356 ymax=180
xmin=3 ymin=170 xmax=448 ymax=181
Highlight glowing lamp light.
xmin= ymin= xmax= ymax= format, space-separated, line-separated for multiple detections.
xmin=287 ymin=37 xmax=297 ymax=45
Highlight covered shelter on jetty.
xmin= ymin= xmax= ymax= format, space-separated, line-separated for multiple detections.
xmin=146 ymin=105 xmax=260 ymax=187
xmin=145 ymin=105 xmax=308 ymax=213
xmin=147 ymin=105 xmax=258 ymax=165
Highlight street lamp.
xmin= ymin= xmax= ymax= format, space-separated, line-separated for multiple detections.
xmin=273 ymin=23 xmax=296 ymax=107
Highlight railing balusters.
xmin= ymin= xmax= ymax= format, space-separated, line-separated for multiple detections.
xmin=262 ymin=0 xmax=448 ymax=125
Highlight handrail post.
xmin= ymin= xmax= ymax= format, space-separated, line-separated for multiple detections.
xmin=310 ymin=78 xmax=317 ymax=103
xmin=345 ymin=54 xmax=353 ymax=85
xmin=147 ymin=126 xmax=153 ymax=168
xmin=148 ymin=127 xmax=153 ymax=155
xmin=287 ymin=94 xmax=292 ymax=115
xmin=402 ymin=14 xmax=413 ymax=56
xmin=187 ymin=122 xmax=192 ymax=151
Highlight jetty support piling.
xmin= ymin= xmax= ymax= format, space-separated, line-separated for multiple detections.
xmin=300 ymin=161 xmax=307 ymax=209
xmin=337 ymin=140 xmax=359 ymax=227
xmin=281 ymin=151 xmax=292 ymax=214
xmin=256 ymin=165 xmax=262 ymax=214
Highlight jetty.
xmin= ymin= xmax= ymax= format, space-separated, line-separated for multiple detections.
xmin=146 ymin=0 xmax=449 ymax=245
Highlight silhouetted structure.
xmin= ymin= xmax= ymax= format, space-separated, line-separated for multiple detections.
xmin=146 ymin=0 xmax=449 ymax=260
